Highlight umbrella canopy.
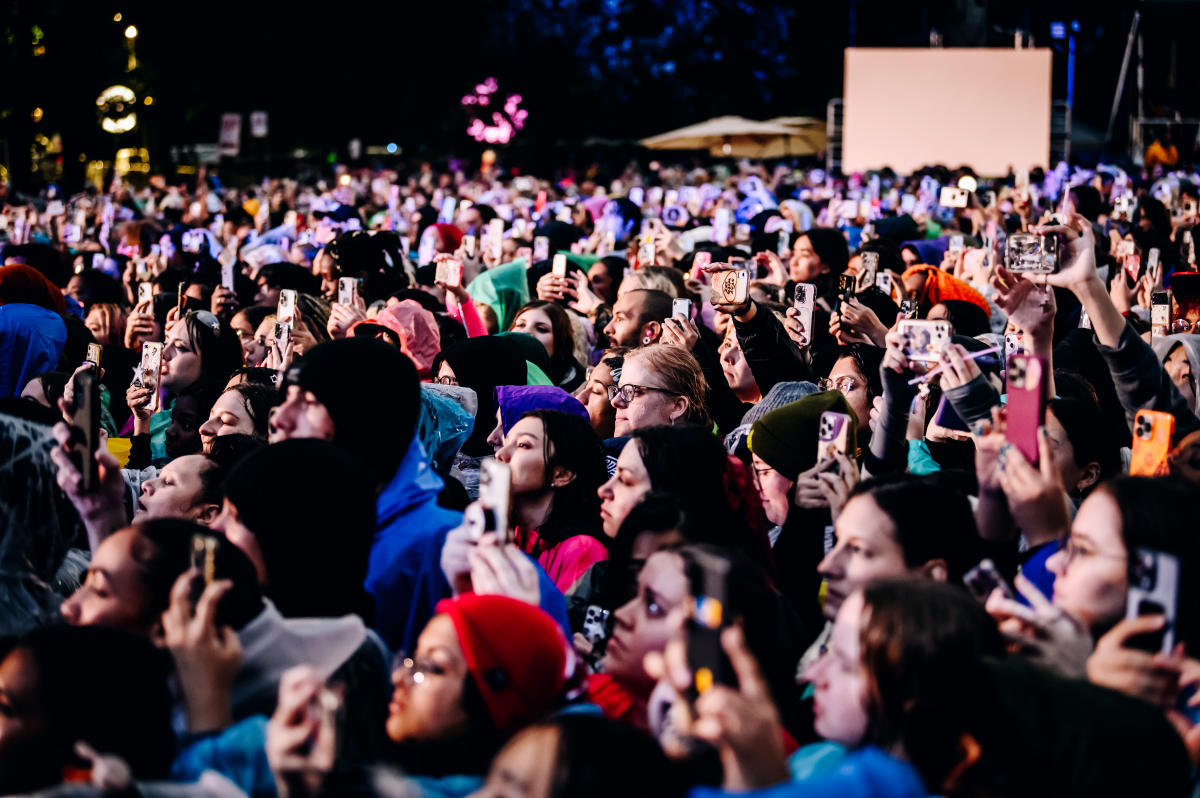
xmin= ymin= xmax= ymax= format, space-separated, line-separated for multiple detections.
xmin=641 ymin=115 xmax=814 ymax=158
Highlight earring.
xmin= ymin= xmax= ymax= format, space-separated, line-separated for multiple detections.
xmin=642 ymin=336 xmax=652 ymax=345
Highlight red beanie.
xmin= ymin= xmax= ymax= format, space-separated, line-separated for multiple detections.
xmin=435 ymin=594 xmax=572 ymax=733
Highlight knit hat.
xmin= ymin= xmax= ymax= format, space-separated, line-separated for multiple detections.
xmin=724 ymin=381 xmax=821 ymax=457
xmin=288 ymin=337 xmax=420 ymax=484
xmin=748 ymin=390 xmax=857 ymax=478
xmin=350 ymin=299 xmax=441 ymax=379
xmin=436 ymin=594 xmax=572 ymax=733
xmin=495 ymin=385 xmax=589 ymax=434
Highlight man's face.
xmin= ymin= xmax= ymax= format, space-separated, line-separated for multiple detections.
xmin=603 ymin=292 xmax=648 ymax=347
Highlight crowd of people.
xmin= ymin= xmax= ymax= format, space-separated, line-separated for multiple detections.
xmin=1 ymin=153 xmax=1199 ymax=797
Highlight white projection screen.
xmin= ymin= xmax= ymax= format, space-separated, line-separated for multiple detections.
xmin=842 ymin=48 xmax=1053 ymax=176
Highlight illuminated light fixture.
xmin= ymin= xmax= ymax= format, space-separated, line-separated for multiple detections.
xmin=96 ymin=85 xmax=138 ymax=134
xmin=124 ymin=25 xmax=138 ymax=39
xmin=114 ymin=12 xmax=122 ymax=21
xmin=338 ymin=174 xmax=352 ymax=186
xmin=143 ymin=96 xmax=154 ymax=106
xmin=957 ymin=175 xmax=978 ymax=193
xmin=462 ymin=77 xmax=527 ymax=144
xmin=386 ymin=142 xmax=398 ymax=154
xmin=31 ymin=107 xmax=43 ymax=122
xmin=722 ymin=142 xmax=732 ymax=155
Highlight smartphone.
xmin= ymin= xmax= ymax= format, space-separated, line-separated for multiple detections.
xmin=1005 ymin=354 xmax=1048 ymax=467
xmin=189 ymin=534 xmax=219 ymax=608
xmin=1125 ymin=548 xmax=1180 ymax=655
xmin=709 ymin=268 xmax=750 ymax=305
xmin=67 ymin=370 xmax=100 ymax=493
xmin=486 ymin=218 xmax=505 ymax=262
xmin=1123 ymin=254 xmax=1142 ymax=287
xmin=533 ymin=236 xmax=549 ymax=262
xmin=948 ymin=234 xmax=965 ymax=260
xmin=1151 ymin=291 xmax=1170 ymax=338
xmin=435 ymin=259 xmax=464 ymax=288
xmin=602 ymin=231 xmax=617 ymax=256
xmin=440 ymin=196 xmax=457 ymax=223
xmin=479 ymin=459 xmax=513 ymax=543
xmin=1131 ymin=409 xmax=1175 ymax=477
xmin=712 ymin=208 xmax=731 ymax=245
xmin=337 ymin=276 xmax=358 ymax=307
xmin=856 ymin=251 xmax=878 ymax=294
xmin=86 ymin=343 xmax=102 ymax=368
xmin=735 ymin=223 xmax=751 ymax=242
xmin=777 ymin=229 xmax=790 ymax=258
xmin=900 ymin=194 xmax=917 ymax=214
xmin=684 ymin=549 xmax=735 ymax=704
xmin=1185 ymin=230 xmax=1196 ymax=266
xmin=1079 ymin=307 xmax=1092 ymax=330
xmin=939 ymin=186 xmax=969 ymax=209
xmin=874 ymin=271 xmax=894 ymax=299
xmin=1147 ymin=248 xmax=1162 ymax=286
xmin=552 ymin=253 xmax=568 ymax=278
xmin=691 ymin=250 xmax=713 ymax=280
xmin=220 ymin=258 xmax=236 ymax=292
xmin=135 ymin=256 xmax=153 ymax=282
xmin=1004 ymin=332 xmax=1025 ymax=364
xmin=672 ymin=298 xmax=693 ymax=319
xmin=793 ymin=283 xmax=816 ymax=345
xmin=277 ymin=289 xmax=298 ymax=325
xmin=629 ymin=187 xmax=644 ymax=208
xmin=462 ymin=234 xmax=477 ymax=258
xmin=1006 ymin=232 xmax=1054 ymax=274
xmin=134 ymin=342 xmax=164 ymax=413
xmin=305 ymin=684 xmax=345 ymax=761
xmin=637 ymin=240 xmax=655 ymax=269
xmin=899 ymin=299 xmax=917 ymax=320
xmin=898 ymin=319 xmax=952 ymax=364
xmin=815 ymin=411 xmax=852 ymax=469
xmin=137 ymin=282 xmax=154 ymax=306
xmin=273 ymin=321 xmax=292 ymax=347
xmin=182 ymin=229 xmax=204 ymax=253
xmin=963 ymin=559 xmax=1015 ymax=603
xmin=176 ymin=284 xmax=186 ymax=317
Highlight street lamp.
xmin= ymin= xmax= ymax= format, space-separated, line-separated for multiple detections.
xmin=124 ymin=25 xmax=137 ymax=39
xmin=124 ymin=25 xmax=138 ymax=71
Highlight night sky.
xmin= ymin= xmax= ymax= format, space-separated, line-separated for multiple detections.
xmin=3 ymin=0 xmax=1200 ymax=185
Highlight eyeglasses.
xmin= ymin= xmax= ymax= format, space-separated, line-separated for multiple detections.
xmin=818 ymin=376 xmax=864 ymax=393
xmin=435 ymin=375 xmax=459 ymax=386
xmin=1057 ymin=536 xmax=1125 ymax=569
xmin=607 ymin=383 xmax=681 ymax=405
xmin=390 ymin=653 xmax=446 ymax=687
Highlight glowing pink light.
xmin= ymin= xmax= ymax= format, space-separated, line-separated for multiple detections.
xmin=478 ymin=95 xmax=489 ymax=106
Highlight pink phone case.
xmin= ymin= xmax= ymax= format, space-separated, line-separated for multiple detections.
xmin=1005 ymin=354 xmax=1047 ymax=466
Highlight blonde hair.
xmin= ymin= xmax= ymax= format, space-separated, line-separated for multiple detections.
xmin=626 ymin=344 xmax=711 ymax=428
xmin=618 ymin=268 xmax=680 ymax=298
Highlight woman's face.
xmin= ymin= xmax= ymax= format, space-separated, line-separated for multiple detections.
xmin=85 ymin=304 xmax=126 ymax=347
xmin=134 ymin=454 xmax=214 ymax=522
xmin=436 ymin=361 xmax=459 ymax=387
xmin=575 ymin=360 xmax=617 ymax=439
xmin=752 ymin=453 xmax=794 ymax=528
xmin=609 ymin=356 xmax=684 ymax=437
xmin=597 ymin=441 xmax=651 ymax=538
xmin=816 ymin=494 xmax=909 ymax=621
xmin=199 ymin=390 xmax=256 ymax=452
xmin=243 ymin=316 xmax=275 ymax=367
xmin=1165 ymin=345 xmax=1196 ymax=410
xmin=0 ymin=647 xmax=55 ymax=793
xmin=1046 ymin=490 xmax=1128 ymax=631
xmin=588 ymin=262 xmax=614 ymax=303
xmin=161 ymin=320 xmax=203 ymax=393
xmin=789 ymin=234 xmax=826 ymax=283
xmin=273 ymin=385 xmax=336 ymax=443
xmin=386 ymin=614 xmax=472 ymax=743
xmin=827 ymin=357 xmax=871 ymax=429
xmin=59 ymin=529 xmax=152 ymax=634
xmin=901 ymin=248 xmax=921 ymax=269
xmin=804 ymin=590 xmax=870 ymax=747
xmin=719 ymin=326 xmax=759 ymax=402
xmin=511 ymin=309 xmax=556 ymax=358
xmin=603 ymin=551 xmax=689 ymax=693
xmin=65 ymin=275 xmax=87 ymax=304
xmin=1042 ymin=408 xmax=1085 ymax=496
xmin=19 ymin=378 xmax=48 ymax=407
xmin=471 ymin=725 xmax=559 ymax=798
xmin=495 ymin=416 xmax=551 ymax=497
xmin=164 ymin=394 xmax=204 ymax=459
